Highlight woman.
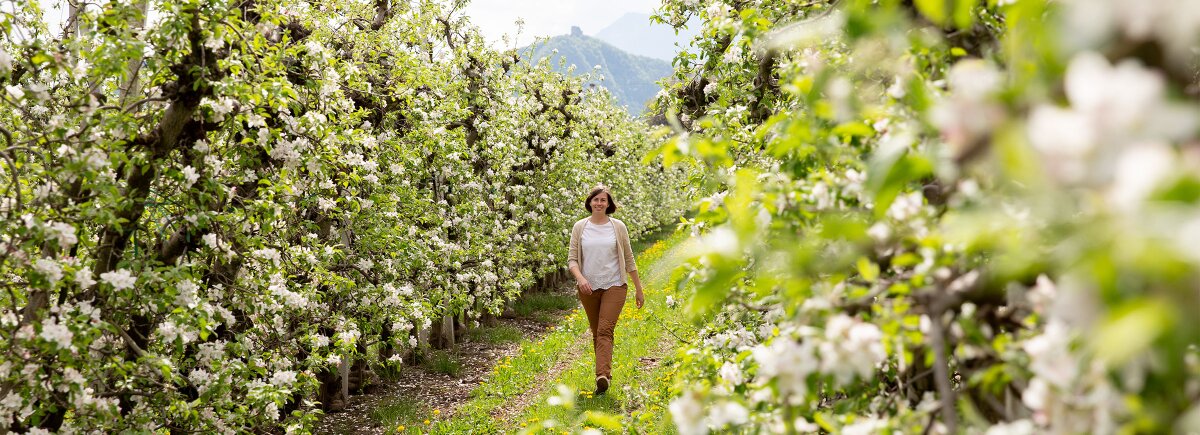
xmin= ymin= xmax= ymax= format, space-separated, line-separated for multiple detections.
xmin=567 ymin=186 xmax=645 ymax=395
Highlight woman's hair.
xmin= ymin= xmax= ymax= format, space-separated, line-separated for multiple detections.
xmin=584 ymin=186 xmax=618 ymax=215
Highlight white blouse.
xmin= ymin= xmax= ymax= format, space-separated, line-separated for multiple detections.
xmin=581 ymin=220 xmax=626 ymax=290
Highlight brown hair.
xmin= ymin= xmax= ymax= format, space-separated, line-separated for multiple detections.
xmin=584 ymin=186 xmax=618 ymax=215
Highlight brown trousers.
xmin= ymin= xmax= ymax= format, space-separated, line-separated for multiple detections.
xmin=578 ymin=284 xmax=627 ymax=379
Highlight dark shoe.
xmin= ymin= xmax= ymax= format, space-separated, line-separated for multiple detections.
xmin=595 ymin=376 xmax=610 ymax=395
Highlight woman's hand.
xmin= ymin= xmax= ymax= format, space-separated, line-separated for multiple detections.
xmin=577 ymin=279 xmax=593 ymax=296
xmin=635 ymin=287 xmax=644 ymax=309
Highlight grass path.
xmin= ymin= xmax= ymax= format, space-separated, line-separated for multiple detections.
xmin=508 ymin=231 xmax=697 ymax=433
xmin=374 ymin=225 xmax=691 ymax=432
xmin=389 ymin=228 xmax=695 ymax=434
xmin=487 ymin=329 xmax=587 ymax=423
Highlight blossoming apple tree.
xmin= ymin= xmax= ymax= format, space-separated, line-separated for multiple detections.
xmin=0 ymin=0 xmax=694 ymax=431
xmin=652 ymin=0 xmax=1200 ymax=433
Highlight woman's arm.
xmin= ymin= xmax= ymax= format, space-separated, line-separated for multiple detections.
xmin=567 ymin=222 xmax=593 ymax=295
xmin=628 ymin=269 xmax=644 ymax=309
xmin=570 ymin=263 xmax=592 ymax=295
xmin=617 ymin=222 xmax=644 ymax=308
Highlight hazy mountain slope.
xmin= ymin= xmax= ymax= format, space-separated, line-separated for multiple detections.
xmin=593 ymin=12 xmax=698 ymax=62
xmin=522 ymin=30 xmax=673 ymax=114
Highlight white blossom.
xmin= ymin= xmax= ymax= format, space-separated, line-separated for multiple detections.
xmin=46 ymin=222 xmax=78 ymax=250
xmin=752 ymin=337 xmax=817 ymax=401
xmin=707 ymin=401 xmax=749 ymax=428
xmin=887 ymin=191 xmax=924 ymax=221
xmin=699 ymin=227 xmax=740 ymax=257
xmin=253 ymin=248 xmax=282 ymax=266
xmin=82 ymin=148 xmax=109 ymax=170
xmin=181 ymin=166 xmax=200 ymax=188
xmin=842 ymin=416 xmax=888 ymax=435
xmin=546 ymin=384 xmax=575 ymax=407
xmin=269 ymin=370 xmax=297 ymax=387
xmin=100 ymin=269 xmax=137 ymax=290
xmin=1023 ymin=321 xmax=1077 ymax=387
xmin=39 ymin=317 xmax=73 ymax=349
xmin=74 ymin=270 xmax=96 ymax=289
xmin=669 ymin=390 xmax=708 ymax=435
xmin=175 ymin=280 xmax=200 ymax=308
xmin=5 ymin=85 xmax=24 ymax=100
xmin=34 ymin=258 xmax=63 ymax=284
xmin=819 ymin=314 xmax=887 ymax=385
xmin=1107 ymin=142 xmax=1175 ymax=210
xmin=718 ymin=361 xmax=744 ymax=385
xmin=202 ymin=233 xmax=219 ymax=248
xmin=986 ymin=419 xmax=1037 ymax=435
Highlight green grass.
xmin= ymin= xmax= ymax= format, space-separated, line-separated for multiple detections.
xmin=631 ymin=223 xmax=679 ymax=254
xmin=378 ymin=226 xmax=688 ymax=434
xmin=373 ymin=398 xmax=437 ymax=432
xmin=510 ymin=230 xmax=697 ymax=433
xmin=421 ymin=349 xmax=463 ymax=377
xmin=466 ymin=324 xmax=525 ymax=345
xmin=513 ymin=292 xmax=578 ymax=318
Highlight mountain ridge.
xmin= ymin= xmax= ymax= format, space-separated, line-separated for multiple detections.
xmin=521 ymin=32 xmax=673 ymax=115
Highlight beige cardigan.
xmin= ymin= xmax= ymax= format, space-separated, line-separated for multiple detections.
xmin=568 ymin=217 xmax=637 ymax=277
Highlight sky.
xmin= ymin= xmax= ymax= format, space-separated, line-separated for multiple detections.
xmin=29 ymin=1 xmax=663 ymax=50
xmin=461 ymin=0 xmax=664 ymax=48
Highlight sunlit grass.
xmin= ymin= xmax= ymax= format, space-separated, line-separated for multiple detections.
xmin=381 ymin=227 xmax=687 ymax=434
xmin=512 ymin=229 xmax=696 ymax=433
xmin=373 ymin=399 xmax=432 ymax=434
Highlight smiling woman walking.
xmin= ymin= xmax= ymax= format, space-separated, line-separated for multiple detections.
xmin=567 ymin=186 xmax=645 ymax=395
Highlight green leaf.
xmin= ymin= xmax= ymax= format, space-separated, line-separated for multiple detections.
xmin=1152 ymin=175 xmax=1200 ymax=204
xmin=1094 ymin=299 xmax=1174 ymax=366
xmin=866 ymin=149 xmax=933 ymax=219
xmin=954 ymin=0 xmax=978 ymax=29
xmin=856 ymin=257 xmax=879 ymax=282
xmin=583 ymin=411 xmax=622 ymax=430
xmin=914 ymin=0 xmax=948 ymax=26
xmin=30 ymin=52 xmax=54 ymax=66
xmin=831 ymin=121 xmax=874 ymax=141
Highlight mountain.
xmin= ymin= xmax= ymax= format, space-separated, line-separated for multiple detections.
xmin=594 ymin=13 xmax=698 ymax=62
xmin=522 ymin=28 xmax=674 ymax=115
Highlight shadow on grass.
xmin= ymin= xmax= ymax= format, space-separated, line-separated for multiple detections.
xmin=413 ymin=348 xmax=462 ymax=377
xmin=513 ymin=292 xmax=578 ymax=318
xmin=465 ymin=323 xmax=523 ymax=345
xmin=575 ymin=391 xmax=622 ymax=414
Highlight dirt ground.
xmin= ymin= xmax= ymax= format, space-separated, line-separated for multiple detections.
xmin=315 ymin=303 xmax=571 ymax=434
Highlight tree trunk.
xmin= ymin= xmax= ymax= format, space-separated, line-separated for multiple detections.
xmin=437 ymin=314 xmax=455 ymax=349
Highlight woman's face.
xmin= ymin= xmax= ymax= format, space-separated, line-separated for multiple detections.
xmin=590 ymin=193 xmax=610 ymax=214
